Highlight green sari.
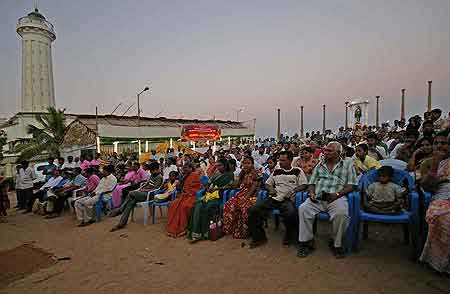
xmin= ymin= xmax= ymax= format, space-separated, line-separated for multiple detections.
xmin=187 ymin=171 xmax=234 ymax=241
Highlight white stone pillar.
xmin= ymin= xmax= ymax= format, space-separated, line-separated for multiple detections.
xmin=364 ymin=103 xmax=369 ymax=126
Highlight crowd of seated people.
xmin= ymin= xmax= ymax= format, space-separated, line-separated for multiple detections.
xmin=9 ymin=108 xmax=450 ymax=272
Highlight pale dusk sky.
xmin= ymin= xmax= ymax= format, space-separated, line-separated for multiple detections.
xmin=1 ymin=0 xmax=449 ymax=136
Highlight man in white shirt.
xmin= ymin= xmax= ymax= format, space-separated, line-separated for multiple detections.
xmin=16 ymin=161 xmax=36 ymax=210
xmin=248 ymin=151 xmax=308 ymax=248
xmin=62 ymin=156 xmax=76 ymax=170
xmin=253 ymin=146 xmax=269 ymax=167
xmin=366 ymin=132 xmax=387 ymax=160
xmin=163 ymin=157 xmax=178 ymax=181
xmin=75 ymin=165 xmax=117 ymax=226
xmin=74 ymin=157 xmax=81 ymax=168
xmin=24 ymin=169 xmax=61 ymax=213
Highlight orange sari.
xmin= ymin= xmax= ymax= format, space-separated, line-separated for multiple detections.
xmin=167 ymin=172 xmax=202 ymax=237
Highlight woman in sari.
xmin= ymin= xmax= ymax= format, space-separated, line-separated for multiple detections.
xmin=353 ymin=143 xmax=381 ymax=178
xmin=111 ymin=162 xmax=138 ymax=208
xmin=293 ymin=146 xmax=318 ymax=179
xmin=420 ymin=131 xmax=450 ymax=273
xmin=187 ymin=159 xmax=234 ymax=242
xmin=206 ymin=156 xmax=217 ymax=177
xmin=223 ymin=156 xmax=262 ymax=239
xmin=407 ymin=137 xmax=433 ymax=175
xmin=167 ymin=163 xmax=202 ymax=237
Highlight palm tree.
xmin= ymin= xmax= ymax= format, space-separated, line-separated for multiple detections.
xmin=15 ymin=107 xmax=67 ymax=162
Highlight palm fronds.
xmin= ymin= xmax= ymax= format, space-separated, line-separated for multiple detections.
xmin=14 ymin=107 xmax=67 ymax=162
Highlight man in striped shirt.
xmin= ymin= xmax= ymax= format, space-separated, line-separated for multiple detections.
xmin=248 ymin=151 xmax=308 ymax=248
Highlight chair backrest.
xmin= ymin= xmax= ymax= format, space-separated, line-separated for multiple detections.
xmin=379 ymin=159 xmax=408 ymax=171
xmin=201 ymin=175 xmax=209 ymax=186
xmin=257 ymin=189 xmax=268 ymax=201
xmin=358 ymin=168 xmax=415 ymax=193
xmin=171 ymin=190 xmax=178 ymax=200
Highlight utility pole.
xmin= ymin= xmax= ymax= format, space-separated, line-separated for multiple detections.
xmin=401 ymin=89 xmax=406 ymax=121
xmin=300 ymin=106 xmax=304 ymax=138
xmin=345 ymin=101 xmax=349 ymax=129
xmin=427 ymin=80 xmax=432 ymax=112
xmin=277 ymin=108 xmax=281 ymax=142
xmin=322 ymin=104 xmax=326 ymax=134
xmin=376 ymin=96 xmax=380 ymax=128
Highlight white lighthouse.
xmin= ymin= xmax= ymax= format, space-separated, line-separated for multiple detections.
xmin=16 ymin=7 xmax=56 ymax=112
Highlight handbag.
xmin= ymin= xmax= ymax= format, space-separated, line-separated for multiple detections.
xmin=209 ymin=214 xmax=223 ymax=241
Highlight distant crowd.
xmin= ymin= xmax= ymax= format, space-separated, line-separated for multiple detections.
xmin=1 ymin=108 xmax=449 ymax=273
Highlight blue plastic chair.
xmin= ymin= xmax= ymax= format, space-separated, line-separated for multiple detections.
xmin=150 ymin=190 xmax=177 ymax=224
xmin=353 ymin=168 xmax=419 ymax=251
xmin=201 ymin=175 xmax=209 ymax=186
xmin=257 ymin=190 xmax=305 ymax=230
xmin=131 ymin=188 xmax=166 ymax=225
xmin=195 ymin=175 xmax=212 ymax=200
xmin=95 ymin=192 xmax=114 ymax=222
xmin=299 ymin=191 xmax=357 ymax=254
xmin=196 ymin=188 xmax=206 ymax=199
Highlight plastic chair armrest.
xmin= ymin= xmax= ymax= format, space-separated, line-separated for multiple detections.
xmin=171 ymin=190 xmax=178 ymax=200
xmin=196 ymin=188 xmax=206 ymax=199
xmin=222 ymin=189 xmax=230 ymax=203
xmin=409 ymin=191 xmax=420 ymax=221
xmin=423 ymin=191 xmax=432 ymax=207
xmin=295 ymin=192 xmax=303 ymax=208
xmin=257 ymin=190 xmax=268 ymax=201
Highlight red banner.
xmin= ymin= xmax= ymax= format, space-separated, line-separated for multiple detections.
xmin=181 ymin=125 xmax=221 ymax=142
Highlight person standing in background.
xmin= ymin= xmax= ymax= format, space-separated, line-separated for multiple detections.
xmin=18 ymin=161 xmax=35 ymax=211
xmin=14 ymin=165 xmax=23 ymax=209
xmin=0 ymin=170 xmax=10 ymax=221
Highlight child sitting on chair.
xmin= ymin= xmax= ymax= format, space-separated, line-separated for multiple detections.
xmin=154 ymin=171 xmax=179 ymax=202
xmin=365 ymin=166 xmax=407 ymax=214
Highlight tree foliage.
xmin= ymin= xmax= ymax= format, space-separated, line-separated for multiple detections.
xmin=15 ymin=107 xmax=67 ymax=162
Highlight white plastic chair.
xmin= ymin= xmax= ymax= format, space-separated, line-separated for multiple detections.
xmin=131 ymin=189 xmax=159 ymax=225
xmin=66 ymin=186 xmax=87 ymax=213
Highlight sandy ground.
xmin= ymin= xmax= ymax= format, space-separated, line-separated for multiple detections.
xmin=1 ymin=196 xmax=449 ymax=294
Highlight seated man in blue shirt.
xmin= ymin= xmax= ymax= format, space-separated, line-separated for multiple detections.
xmin=24 ymin=169 xmax=64 ymax=213
xmin=46 ymin=168 xmax=87 ymax=218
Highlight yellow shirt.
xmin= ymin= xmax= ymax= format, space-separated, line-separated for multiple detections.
xmin=354 ymin=155 xmax=381 ymax=174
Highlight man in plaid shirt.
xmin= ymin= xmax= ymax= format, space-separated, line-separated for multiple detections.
xmin=297 ymin=141 xmax=356 ymax=258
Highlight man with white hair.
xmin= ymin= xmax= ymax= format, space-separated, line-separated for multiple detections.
xmin=297 ymin=141 xmax=356 ymax=258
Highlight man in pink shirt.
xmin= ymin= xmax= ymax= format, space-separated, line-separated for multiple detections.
xmin=120 ymin=163 xmax=149 ymax=202
xmin=80 ymin=155 xmax=92 ymax=171
xmin=84 ymin=168 xmax=100 ymax=194
xmin=135 ymin=162 xmax=150 ymax=182
xmin=90 ymin=153 xmax=102 ymax=168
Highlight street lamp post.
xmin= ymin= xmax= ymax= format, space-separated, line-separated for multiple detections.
xmin=137 ymin=86 xmax=150 ymax=127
